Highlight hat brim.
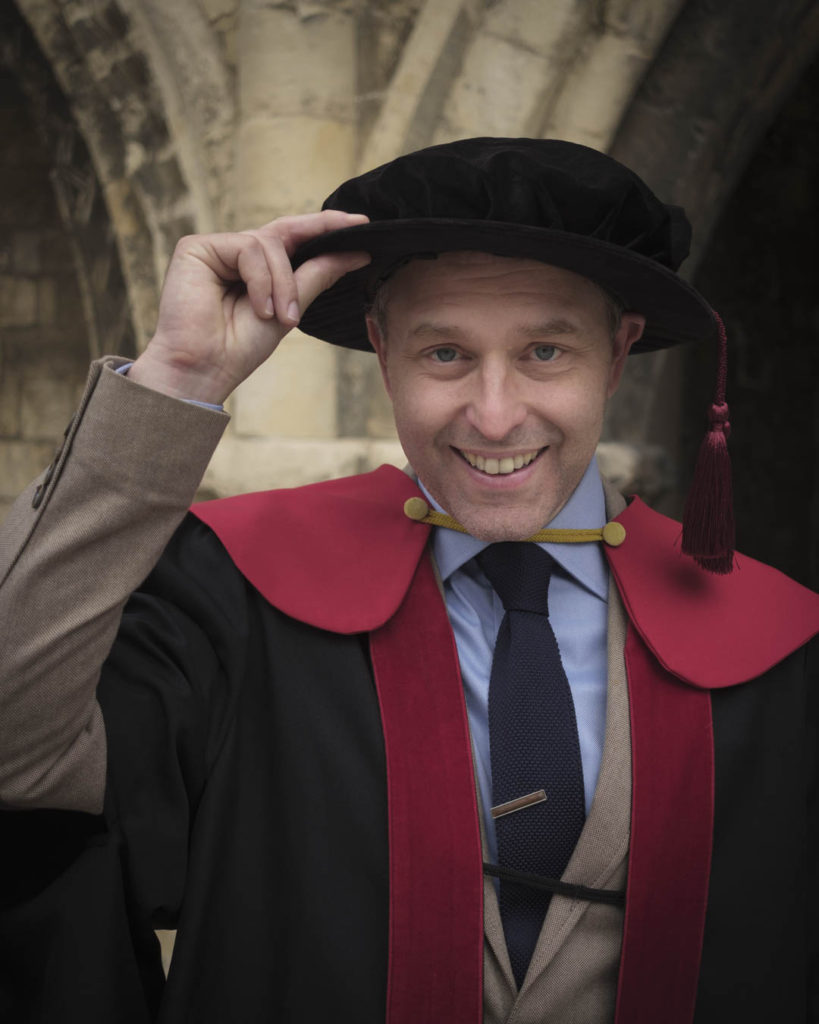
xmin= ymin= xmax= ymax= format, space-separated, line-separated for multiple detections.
xmin=293 ymin=219 xmax=716 ymax=353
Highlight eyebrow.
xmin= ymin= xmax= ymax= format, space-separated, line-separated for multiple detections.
xmin=409 ymin=323 xmax=462 ymax=339
xmin=519 ymin=319 xmax=579 ymax=337
xmin=409 ymin=318 xmax=579 ymax=339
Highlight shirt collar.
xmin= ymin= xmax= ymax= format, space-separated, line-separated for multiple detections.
xmin=420 ymin=458 xmax=609 ymax=601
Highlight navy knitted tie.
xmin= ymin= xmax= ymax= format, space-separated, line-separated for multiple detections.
xmin=478 ymin=542 xmax=586 ymax=988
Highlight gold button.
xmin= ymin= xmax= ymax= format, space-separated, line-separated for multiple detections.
xmin=404 ymin=496 xmax=430 ymax=521
xmin=602 ymin=521 xmax=626 ymax=547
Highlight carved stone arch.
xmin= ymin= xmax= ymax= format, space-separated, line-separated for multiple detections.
xmin=610 ymin=0 xmax=819 ymax=265
xmin=605 ymin=0 xmax=819 ymax=584
xmin=2 ymin=1 xmax=134 ymax=362
xmin=14 ymin=0 xmax=219 ymax=347
xmin=356 ymin=0 xmax=686 ymax=173
xmin=421 ymin=0 xmax=685 ymax=150
xmin=0 ymin=0 xmax=134 ymax=516
xmin=604 ymin=0 xmax=819 ymax=443
xmin=117 ymin=0 xmax=235 ymax=231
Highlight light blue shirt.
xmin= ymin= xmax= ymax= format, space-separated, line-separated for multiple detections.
xmin=115 ymin=363 xmax=224 ymax=412
xmin=419 ymin=458 xmax=609 ymax=864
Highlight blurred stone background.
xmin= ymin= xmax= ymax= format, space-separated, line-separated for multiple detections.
xmin=1 ymin=0 xmax=817 ymax=588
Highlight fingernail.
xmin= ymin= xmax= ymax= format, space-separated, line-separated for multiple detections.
xmin=265 ymin=297 xmax=274 ymax=317
xmin=288 ymin=301 xmax=300 ymax=323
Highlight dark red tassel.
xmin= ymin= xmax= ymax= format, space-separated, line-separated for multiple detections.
xmin=681 ymin=311 xmax=735 ymax=574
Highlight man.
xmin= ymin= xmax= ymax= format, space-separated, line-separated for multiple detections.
xmin=1 ymin=139 xmax=817 ymax=1024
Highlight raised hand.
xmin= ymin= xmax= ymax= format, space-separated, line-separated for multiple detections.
xmin=128 ymin=210 xmax=370 ymax=405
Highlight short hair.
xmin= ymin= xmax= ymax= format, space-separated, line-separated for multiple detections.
xmin=367 ymin=258 xmax=625 ymax=340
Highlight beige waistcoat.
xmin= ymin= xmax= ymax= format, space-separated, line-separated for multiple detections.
xmin=476 ymin=487 xmax=632 ymax=1024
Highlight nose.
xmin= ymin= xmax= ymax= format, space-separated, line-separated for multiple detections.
xmin=464 ymin=360 xmax=528 ymax=441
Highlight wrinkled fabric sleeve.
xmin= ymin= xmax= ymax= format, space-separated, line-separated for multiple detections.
xmin=0 ymin=358 xmax=228 ymax=813
xmin=1 ymin=515 xmax=250 ymax=1023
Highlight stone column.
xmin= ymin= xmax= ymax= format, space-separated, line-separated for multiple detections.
xmin=204 ymin=1 xmax=405 ymax=495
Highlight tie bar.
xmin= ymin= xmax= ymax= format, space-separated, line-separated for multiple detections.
xmin=491 ymin=789 xmax=547 ymax=819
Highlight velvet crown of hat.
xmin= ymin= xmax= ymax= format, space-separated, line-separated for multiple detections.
xmin=293 ymin=137 xmax=716 ymax=353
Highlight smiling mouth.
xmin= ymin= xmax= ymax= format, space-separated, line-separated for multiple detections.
xmin=456 ymin=447 xmax=545 ymax=476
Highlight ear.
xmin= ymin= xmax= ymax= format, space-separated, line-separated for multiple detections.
xmin=607 ymin=313 xmax=645 ymax=397
xmin=366 ymin=316 xmax=393 ymax=399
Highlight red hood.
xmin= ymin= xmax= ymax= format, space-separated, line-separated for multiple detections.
xmin=192 ymin=464 xmax=819 ymax=688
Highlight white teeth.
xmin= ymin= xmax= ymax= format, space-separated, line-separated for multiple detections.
xmin=460 ymin=449 xmax=540 ymax=475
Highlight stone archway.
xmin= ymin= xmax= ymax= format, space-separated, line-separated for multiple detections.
xmin=601 ymin=0 xmax=819 ymax=584
xmin=0 ymin=0 xmax=133 ymax=518
xmin=604 ymin=0 xmax=819 ymax=509
xmin=13 ymin=0 xmax=214 ymax=347
xmin=1 ymin=0 xmax=240 ymax=518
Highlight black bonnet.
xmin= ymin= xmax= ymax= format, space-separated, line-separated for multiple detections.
xmin=293 ymin=137 xmax=715 ymax=352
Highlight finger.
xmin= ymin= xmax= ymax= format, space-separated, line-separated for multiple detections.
xmin=245 ymin=212 xmax=370 ymax=325
xmin=235 ymin=236 xmax=275 ymax=320
xmin=293 ymin=250 xmax=372 ymax=314
xmin=243 ymin=232 xmax=300 ymax=326
xmin=255 ymin=210 xmax=370 ymax=258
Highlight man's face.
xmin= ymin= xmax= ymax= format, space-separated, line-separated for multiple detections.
xmin=366 ymin=252 xmax=645 ymax=541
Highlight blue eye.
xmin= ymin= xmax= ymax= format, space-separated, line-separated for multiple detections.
xmin=533 ymin=344 xmax=558 ymax=361
xmin=432 ymin=347 xmax=458 ymax=363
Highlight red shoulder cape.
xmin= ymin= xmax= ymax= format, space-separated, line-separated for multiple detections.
xmin=191 ymin=463 xmax=819 ymax=687
xmin=190 ymin=464 xmax=818 ymax=1024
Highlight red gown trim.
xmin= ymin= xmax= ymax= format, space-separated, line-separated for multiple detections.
xmin=615 ymin=626 xmax=714 ymax=1024
xmin=369 ymin=553 xmax=484 ymax=1024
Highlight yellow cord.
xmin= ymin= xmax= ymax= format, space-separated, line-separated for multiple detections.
xmin=420 ymin=509 xmax=604 ymax=544
xmin=402 ymin=497 xmax=626 ymax=546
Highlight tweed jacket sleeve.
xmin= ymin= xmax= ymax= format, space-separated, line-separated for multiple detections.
xmin=0 ymin=358 xmax=228 ymax=814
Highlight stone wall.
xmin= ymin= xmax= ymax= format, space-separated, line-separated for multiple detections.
xmin=606 ymin=0 xmax=819 ymax=519
xmin=0 ymin=67 xmax=89 ymax=520
xmin=0 ymin=0 xmax=134 ymax=521
xmin=2 ymin=0 xmax=818 ymax=525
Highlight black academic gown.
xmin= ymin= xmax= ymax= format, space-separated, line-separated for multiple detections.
xmin=2 ymin=467 xmax=818 ymax=1024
